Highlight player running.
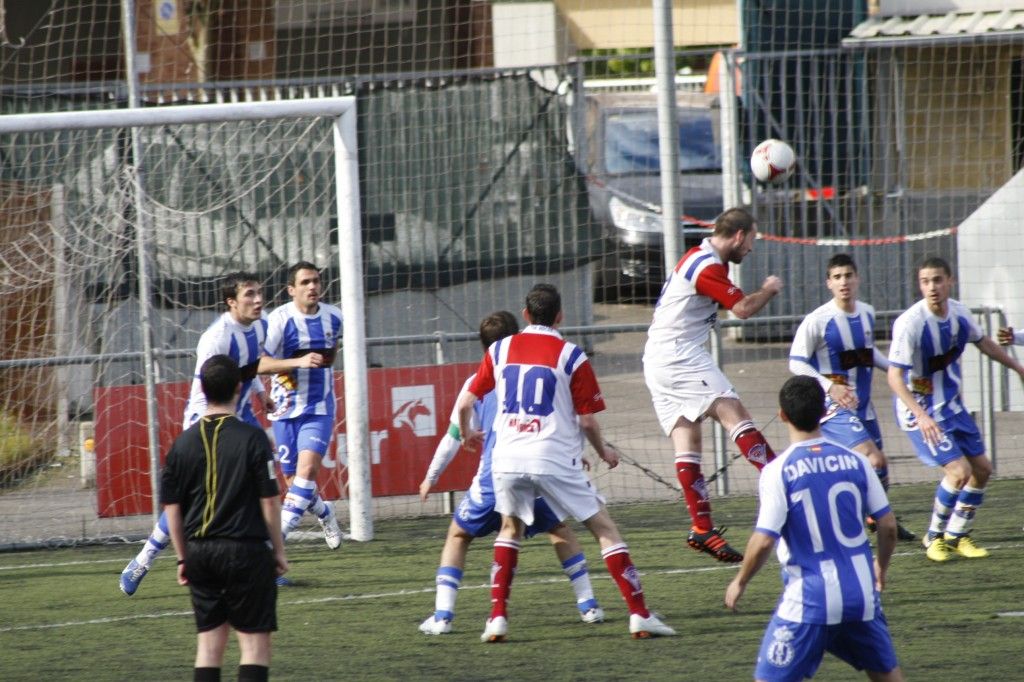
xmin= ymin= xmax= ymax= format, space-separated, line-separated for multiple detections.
xmin=643 ymin=207 xmax=782 ymax=563
xmin=417 ymin=311 xmax=604 ymax=635
xmin=887 ymin=256 xmax=1024 ymax=561
xmin=788 ymin=253 xmax=915 ymax=540
xmin=120 ymin=272 xmax=275 ymax=596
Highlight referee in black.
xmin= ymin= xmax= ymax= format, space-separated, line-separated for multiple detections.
xmin=163 ymin=354 xmax=288 ymax=682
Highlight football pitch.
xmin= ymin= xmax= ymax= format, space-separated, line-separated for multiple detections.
xmin=2 ymin=480 xmax=1023 ymax=681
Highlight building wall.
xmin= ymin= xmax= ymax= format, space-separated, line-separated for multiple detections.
xmin=902 ymin=45 xmax=1014 ymax=191
xmin=555 ymin=0 xmax=737 ymax=49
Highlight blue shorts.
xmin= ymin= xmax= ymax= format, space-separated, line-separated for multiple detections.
xmin=754 ymin=613 xmax=899 ymax=681
xmin=903 ymin=411 xmax=985 ymax=467
xmin=820 ymin=408 xmax=872 ymax=449
xmin=272 ymin=414 xmax=335 ymax=476
xmin=454 ymin=493 xmax=561 ymax=539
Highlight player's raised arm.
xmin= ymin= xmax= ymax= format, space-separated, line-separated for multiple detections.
xmin=730 ymin=275 xmax=783 ymax=319
xmin=976 ymin=335 xmax=1024 ymax=379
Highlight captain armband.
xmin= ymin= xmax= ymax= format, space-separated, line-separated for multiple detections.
xmin=447 ymin=423 xmax=461 ymax=440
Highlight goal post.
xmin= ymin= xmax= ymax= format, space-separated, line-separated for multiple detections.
xmin=0 ymin=97 xmax=374 ymax=542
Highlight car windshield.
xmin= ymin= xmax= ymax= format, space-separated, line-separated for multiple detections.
xmin=604 ymin=109 xmax=721 ymax=175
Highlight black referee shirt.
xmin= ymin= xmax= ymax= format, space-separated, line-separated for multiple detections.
xmin=160 ymin=414 xmax=280 ymax=541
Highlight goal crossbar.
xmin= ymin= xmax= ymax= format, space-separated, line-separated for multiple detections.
xmin=0 ymin=97 xmax=356 ymax=134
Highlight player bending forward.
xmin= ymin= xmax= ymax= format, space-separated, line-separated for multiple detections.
xmin=643 ymin=207 xmax=782 ymax=563
xmin=460 ymin=284 xmax=676 ymax=642
xmin=726 ymin=376 xmax=903 ymax=682
xmin=418 ymin=311 xmax=604 ymax=634
xmin=788 ymin=253 xmax=915 ymax=541
xmin=887 ymin=257 xmax=1024 ymax=562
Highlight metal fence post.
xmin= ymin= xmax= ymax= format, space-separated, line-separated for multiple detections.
xmin=710 ymin=323 xmax=728 ymax=495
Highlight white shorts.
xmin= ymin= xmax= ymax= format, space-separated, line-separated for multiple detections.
xmin=492 ymin=470 xmax=604 ymax=526
xmin=643 ymin=354 xmax=738 ymax=434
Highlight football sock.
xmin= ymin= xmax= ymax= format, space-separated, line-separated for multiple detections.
xmin=489 ymin=538 xmax=520 ymax=620
xmin=731 ymin=421 xmax=775 ymax=470
xmin=675 ymin=454 xmax=713 ymax=533
xmin=601 ymin=543 xmax=649 ymax=618
xmin=874 ymin=465 xmax=890 ymax=491
xmin=560 ymin=552 xmax=598 ymax=612
xmin=433 ymin=566 xmax=462 ymax=621
xmin=134 ymin=511 xmax=170 ymax=566
xmin=307 ymin=493 xmax=328 ymax=518
xmin=193 ymin=667 xmax=220 ymax=682
xmin=281 ymin=476 xmax=316 ymax=538
xmin=929 ymin=479 xmax=960 ymax=536
xmin=945 ymin=485 xmax=985 ymax=539
xmin=237 ymin=665 xmax=268 ymax=682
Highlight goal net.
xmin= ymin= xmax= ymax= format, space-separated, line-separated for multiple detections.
xmin=0 ymin=99 xmax=375 ymax=547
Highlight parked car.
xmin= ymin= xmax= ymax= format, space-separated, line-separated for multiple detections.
xmin=577 ymin=91 xmax=723 ymax=299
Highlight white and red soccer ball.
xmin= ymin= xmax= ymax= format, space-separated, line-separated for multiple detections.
xmin=750 ymin=138 xmax=796 ymax=185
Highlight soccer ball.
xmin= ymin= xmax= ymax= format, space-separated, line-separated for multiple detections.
xmin=750 ymin=139 xmax=796 ymax=185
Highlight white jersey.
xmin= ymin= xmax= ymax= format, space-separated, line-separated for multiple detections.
xmin=789 ymin=300 xmax=881 ymax=422
xmin=264 ymin=301 xmax=343 ymax=420
xmin=756 ymin=437 xmax=890 ymax=624
xmin=888 ymin=298 xmax=981 ymax=426
xmin=467 ymin=325 xmax=605 ymax=476
xmin=643 ymin=238 xmax=745 ymax=367
xmin=183 ymin=313 xmax=268 ymax=428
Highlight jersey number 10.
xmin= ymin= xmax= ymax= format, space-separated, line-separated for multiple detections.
xmin=501 ymin=366 xmax=556 ymax=417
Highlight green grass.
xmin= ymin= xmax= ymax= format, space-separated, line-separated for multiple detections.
xmin=2 ymin=480 xmax=1024 ymax=680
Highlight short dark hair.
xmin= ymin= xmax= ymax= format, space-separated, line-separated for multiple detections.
xmin=220 ymin=272 xmax=260 ymax=307
xmin=200 ymin=354 xmax=241 ymax=405
xmin=288 ymin=261 xmax=320 ymax=286
xmin=525 ymin=283 xmax=561 ymax=327
xmin=479 ymin=310 xmax=519 ymax=349
xmin=713 ymin=207 xmax=756 ymax=238
xmin=779 ymin=376 xmax=825 ymax=432
xmin=826 ymin=253 xmax=857 ymax=274
xmin=919 ymin=256 xmax=952 ymax=277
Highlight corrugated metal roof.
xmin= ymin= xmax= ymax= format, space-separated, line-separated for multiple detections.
xmin=844 ymin=9 xmax=1024 ymax=46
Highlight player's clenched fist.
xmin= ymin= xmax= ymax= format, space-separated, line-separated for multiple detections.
xmin=762 ymin=275 xmax=783 ymax=294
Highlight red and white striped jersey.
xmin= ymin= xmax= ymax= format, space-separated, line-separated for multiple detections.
xmin=643 ymin=238 xmax=745 ymax=366
xmin=467 ymin=325 xmax=605 ymax=475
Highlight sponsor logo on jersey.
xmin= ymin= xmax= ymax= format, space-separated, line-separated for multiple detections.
xmin=509 ymin=417 xmax=541 ymax=433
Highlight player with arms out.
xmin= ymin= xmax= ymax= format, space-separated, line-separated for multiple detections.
xmin=258 ymin=262 xmax=344 ymax=574
xmin=643 ymin=207 xmax=783 ymax=563
xmin=120 ymin=272 xmax=275 ymax=596
xmin=887 ymin=256 xmax=1024 ymax=561
xmin=460 ymin=284 xmax=676 ymax=642
xmin=788 ymin=253 xmax=915 ymax=540
xmin=418 ymin=311 xmax=604 ymax=634
xmin=725 ymin=376 xmax=903 ymax=682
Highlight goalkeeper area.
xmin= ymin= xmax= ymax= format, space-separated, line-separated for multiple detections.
xmin=2 ymin=481 xmax=1023 ymax=680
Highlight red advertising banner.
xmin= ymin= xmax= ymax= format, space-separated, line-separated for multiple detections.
xmin=94 ymin=362 xmax=480 ymax=517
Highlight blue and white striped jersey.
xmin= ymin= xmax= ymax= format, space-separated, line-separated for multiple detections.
xmin=264 ymin=301 xmax=343 ymax=421
xmin=756 ymin=437 xmax=891 ymax=624
xmin=790 ymin=300 xmax=882 ymax=422
xmin=888 ymin=298 xmax=981 ymax=427
xmin=183 ymin=312 xmax=268 ymax=428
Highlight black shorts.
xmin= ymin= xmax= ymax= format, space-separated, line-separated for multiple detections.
xmin=185 ymin=538 xmax=277 ymax=633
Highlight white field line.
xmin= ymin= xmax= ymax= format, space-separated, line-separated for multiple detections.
xmin=4 ymin=543 xmax=1023 ymax=633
